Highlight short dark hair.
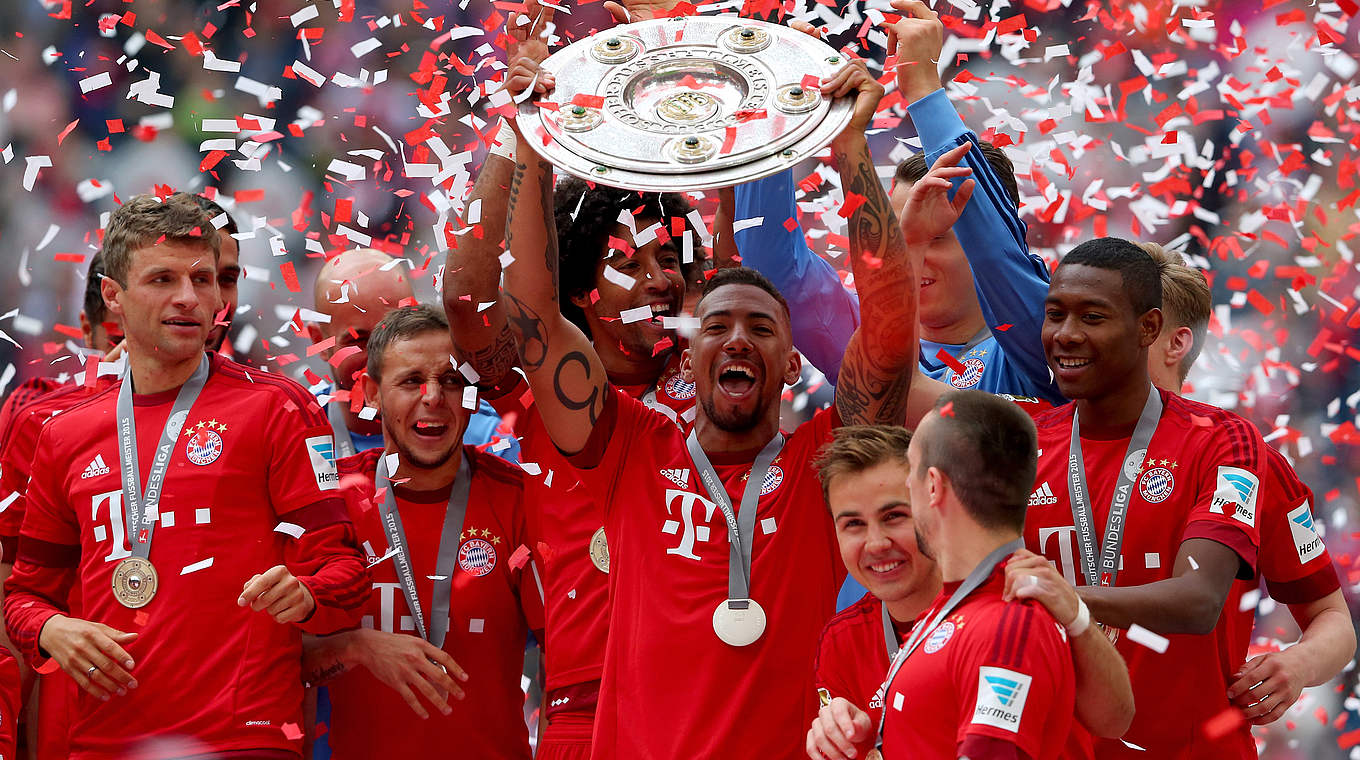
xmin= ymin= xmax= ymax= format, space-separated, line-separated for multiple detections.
xmin=1059 ymin=237 xmax=1162 ymax=316
xmin=190 ymin=193 xmax=239 ymax=236
xmin=553 ymin=176 xmax=701 ymax=332
xmin=102 ymin=193 xmax=219 ymax=287
xmin=814 ymin=425 xmax=913 ymax=505
xmin=83 ymin=250 xmax=108 ymax=325
xmin=915 ymin=390 xmax=1037 ymax=532
xmin=366 ymin=304 xmax=449 ymax=382
xmin=895 ymin=140 xmax=1020 ymax=209
xmin=695 ymin=266 xmax=790 ymax=321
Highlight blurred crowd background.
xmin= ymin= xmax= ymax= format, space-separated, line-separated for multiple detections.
xmin=0 ymin=0 xmax=1356 ymax=757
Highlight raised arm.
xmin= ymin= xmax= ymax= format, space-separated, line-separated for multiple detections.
xmin=889 ymin=1 xmax=1060 ymax=403
xmin=826 ymin=61 xmax=918 ymax=427
xmin=500 ymin=54 xmax=610 ymax=456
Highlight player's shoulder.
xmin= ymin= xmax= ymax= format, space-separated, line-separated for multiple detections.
xmin=470 ymin=445 xmax=525 ymax=491
xmin=1030 ymin=400 xmax=1074 ymax=432
xmin=36 ymin=381 xmax=119 ymax=439
xmin=824 ymin=592 xmax=881 ymax=633
xmin=212 ymin=355 xmax=322 ymax=414
xmin=1161 ymin=393 xmax=1265 ymax=459
xmin=960 ymin=597 xmax=1066 ymax=661
xmin=337 ymin=448 xmax=380 ymax=478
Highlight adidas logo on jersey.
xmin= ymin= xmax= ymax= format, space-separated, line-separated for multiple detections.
xmin=81 ymin=454 xmax=110 ymax=479
xmin=659 ymin=468 xmax=690 ymax=488
xmin=1028 ymin=482 xmax=1057 ymax=506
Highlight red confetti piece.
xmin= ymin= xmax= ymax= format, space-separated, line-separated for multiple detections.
xmin=939 ymin=401 xmax=955 ymax=417
xmin=935 ymin=349 xmax=968 ymax=375
xmin=53 ymin=252 xmax=84 ymax=263
xmin=56 ymin=119 xmax=78 ymax=146
xmin=838 ymin=192 xmax=867 ymax=219
xmin=571 ymin=94 xmax=605 ymax=109
xmin=508 ymin=544 xmax=531 ymax=570
xmin=1203 ymin=708 xmax=1244 ymax=740
xmin=720 ymin=126 xmax=737 ymax=155
xmin=279 ymin=262 xmax=302 ymax=293
xmin=234 ymin=189 xmax=264 ymax=203
xmin=328 ymin=345 xmax=361 ymax=368
xmin=281 ymin=723 xmax=304 ymax=741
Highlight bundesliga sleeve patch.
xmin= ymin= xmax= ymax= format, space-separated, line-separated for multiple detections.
xmin=972 ymin=666 xmax=1032 ymax=733
xmin=304 ymin=435 xmax=341 ymax=492
xmin=1287 ymin=501 xmax=1325 ymax=564
xmin=1210 ymin=466 xmax=1259 ymax=527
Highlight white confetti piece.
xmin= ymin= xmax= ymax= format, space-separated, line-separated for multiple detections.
xmin=292 ymin=60 xmax=326 ymax=88
xmin=79 ymin=71 xmax=113 ymax=93
xmin=202 ymin=51 xmax=241 ymax=73
xmin=326 ymin=159 xmax=366 ymax=182
xmin=462 ymin=385 xmax=478 ymax=411
xmin=274 ymin=522 xmax=305 ymax=539
xmin=22 ymin=156 xmax=51 ymax=191
xmin=732 ymin=216 xmax=764 ymax=234
xmin=602 ymin=266 xmax=636 ymax=291
xmin=351 ymin=38 xmax=381 ymax=58
xmin=384 ymin=452 xmax=400 ymax=476
xmin=290 ymin=4 xmax=319 ymax=26
xmin=0 ymin=491 xmax=18 ymax=514
xmin=1126 ymin=624 xmax=1168 ymax=654
xmin=619 ymin=305 xmax=653 ymax=324
xmin=181 ymin=557 xmax=214 ymax=575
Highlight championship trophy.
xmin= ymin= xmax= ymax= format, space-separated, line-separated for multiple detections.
xmin=518 ymin=15 xmax=854 ymax=192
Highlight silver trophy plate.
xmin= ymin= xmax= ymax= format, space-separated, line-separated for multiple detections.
xmin=518 ymin=15 xmax=854 ymax=192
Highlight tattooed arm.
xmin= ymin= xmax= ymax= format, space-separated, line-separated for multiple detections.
xmin=500 ymin=57 xmax=611 ymax=456
xmin=823 ymin=61 xmax=920 ymax=427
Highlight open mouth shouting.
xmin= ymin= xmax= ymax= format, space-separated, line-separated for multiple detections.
xmin=412 ymin=419 xmax=451 ymax=441
xmin=715 ymin=360 xmax=760 ymax=401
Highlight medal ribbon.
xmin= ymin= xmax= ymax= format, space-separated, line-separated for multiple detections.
xmin=872 ymin=538 xmax=1024 ymax=751
xmin=375 ymin=453 xmax=471 ymax=649
xmin=684 ymin=430 xmax=785 ymax=604
xmin=880 ymin=602 xmax=898 ymax=657
xmin=1066 ymin=386 xmax=1162 ymax=587
xmin=116 ymin=355 xmax=211 ymax=560
xmin=327 ymin=399 xmax=357 ymax=459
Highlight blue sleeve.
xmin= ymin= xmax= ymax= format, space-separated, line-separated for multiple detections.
xmin=462 ymin=399 xmax=520 ymax=462
xmin=907 ymin=90 xmax=1063 ymax=404
xmin=734 ymin=170 xmax=860 ymax=381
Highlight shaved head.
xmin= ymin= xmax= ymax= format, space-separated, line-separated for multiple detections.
xmin=313 ymin=248 xmax=414 ymax=319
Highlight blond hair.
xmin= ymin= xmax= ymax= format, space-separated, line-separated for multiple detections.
xmin=1139 ymin=242 xmax=1210 ymax=383
xmin=813 ymin=425 xmax=913 ymax=506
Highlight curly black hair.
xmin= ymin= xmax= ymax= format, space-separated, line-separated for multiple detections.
xmin=553 ymin=176 xmax=708 ymax=332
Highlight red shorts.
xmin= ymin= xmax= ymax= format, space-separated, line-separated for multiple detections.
xmin=537 ymin=710 xmax=593 ymax=760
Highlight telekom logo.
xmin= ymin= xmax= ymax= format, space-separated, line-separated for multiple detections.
xmin=1038 ymin=526 xmax=1079 ymax=585
xmin=90 ymin=489 xmax=132 ymax=563
xmin=663 ymin=488 xmax=717 ymax=561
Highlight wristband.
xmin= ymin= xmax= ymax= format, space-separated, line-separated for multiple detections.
xmin=488 ymin=120 xmax=517 ymax=161
xmin=1066 ymin=598 xmax=1091 ymax=637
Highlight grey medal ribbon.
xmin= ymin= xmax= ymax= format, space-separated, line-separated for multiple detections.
xmin=327 ymin=399 xmax=357 ymax=459
xmin=375 ymin=453 xmax=470 ymax=649
xmin=684 ymin=430 xmax=785 ymax=604
xmin=1066 ymin=385 xmax=1163 ymax=587
xmin=116 ymin=355 xmax=211 ymax=559
xmin=881 ymin=602 xmax=898 ymax=657
xmin=873 ymin=538 xmax=1024 ymax=751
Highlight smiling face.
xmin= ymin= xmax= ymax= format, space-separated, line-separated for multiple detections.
xmin=1042 ymin=263 xmax=1161 ymax=401
xmin=891 ymin=182 xmax=983 ymax=336
xmin=682 ymin=282 xmax=800 ymax=434
xmin=829 ymin=459 xmax=939 ymax=609
xmin=574 ymin=220 xmax=685 ymax=359
xmin=363 ymin=330 xmax=471 ymax=471
xmin=103 ymin=241 xmax=218 ymax=367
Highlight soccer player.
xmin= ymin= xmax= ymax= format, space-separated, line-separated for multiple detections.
xmin=861 ymin=392 xmax=1075 ymax=759
xmin=1027 ymin=237 xmax=1270 ymax=759
xmin=301 ymin=305 xmax=543 ymax=759
xmin=308 ymin=248 xmax=511 ymax=459
xmin=806 ymin=425 xmax=1132 ymax=760
xmin=499 ymin=41 xmax=922 ymax=758
xmin=1141 ymin=243 xmax=1354 ymax=724
xmin=3 ymin=192 xmax=370 ymax=759
xmin=442 ymin=7 xmax=707 ymax=756
xmin=188 ymin=193 xmax=243 ymax=354
xmin=730 ymin=1 xmax=1060 ymax=405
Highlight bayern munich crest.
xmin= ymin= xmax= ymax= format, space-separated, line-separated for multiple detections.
xmin=759 ymin=465 xmax=784 ymax=496
xmin=664 ymin=373 xmax=696 ymax=401
xmin=458 ymin=539 xmax=498 ymax=577
xmin=1139 ymin=467 xmax=1175 ymax=503
xmin=924 ymin=620 xmax=955 ymax=653
xmin=185 ymin=428 xmax=223 ymax=466
xmin=948 ymin=358 xmax=985 ymax=389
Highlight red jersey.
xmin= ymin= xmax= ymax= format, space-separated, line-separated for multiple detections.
xmin=567 ymin=388 xmax=844 ymax=760
xmin=324 ymin=447 xmax=543 ymax=759
xmin=3 ymin=353 xmax=369 ymax=760
xmin=881 ymin=569 xmax=1075 ymax=760
xmin=489 ymin=352 xmax=695 ymax=701
xmin=0 ymin=647 xmax=17 ymax=760
xmin=0 ymin=375 xmax=63 ymax=448
xmin=1025 ymin=390 xmax=1265 ymax=759
xmin=1224 ymin=445 xmax=1340 ymax=678
xmin=814 ymin=593 xmax=906 ymax=726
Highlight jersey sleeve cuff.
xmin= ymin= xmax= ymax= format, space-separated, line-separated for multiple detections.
xmin=277 ymin=497 xmax=351 ymax=532
xmin=1183 ymin=520 xmax=1258 ymax=579
xmin=562 ymin=388 xmax=620 ymax=471
xmin=1265 ymin=564 xmax=1341 ymax=605
xmin=905 ymin=88 xmax=968 ymax=154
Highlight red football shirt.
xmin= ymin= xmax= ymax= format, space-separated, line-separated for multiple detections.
xmin=881 ymin=569 xmax=1075 ymax=760
xmin=567 ymin=387 xmax=845 ymax=760
xmin=1223 ymin=444 xmax=1341 ymax=678
xmin=814 ymin=592 xmax=904 ymax=727
xmin=1025 ymin=389 xmax=1265 ymax=759
xmin=0 ymin=646 xmax=17 ymax=760
xmin=489 ymin=353 xmax=695 ymax=700
xmin=324 ymin=447 xmax=543 ymax=759
xmin=3 ymin=353 xmax=369 ymax=760
xmin=0 ymin=376 xmax=63 ymax=449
